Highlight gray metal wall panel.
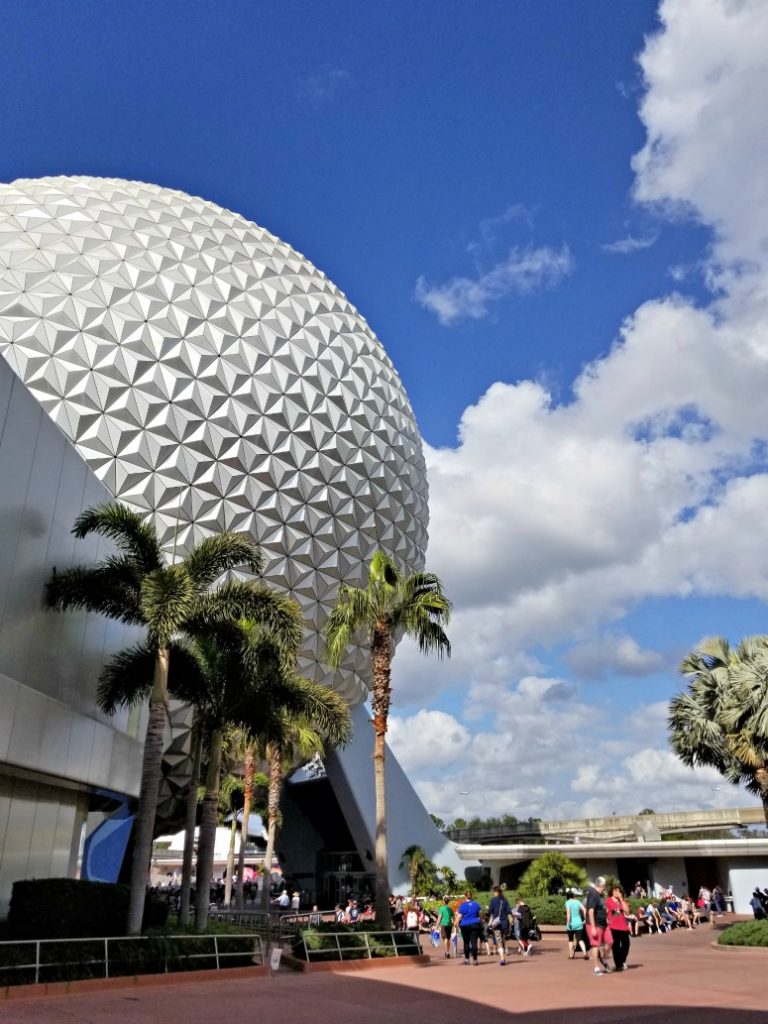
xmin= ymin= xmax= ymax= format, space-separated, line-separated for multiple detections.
xmin=0 ymin=358 xmax=143 ymax=795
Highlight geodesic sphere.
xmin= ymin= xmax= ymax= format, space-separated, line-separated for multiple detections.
xmin=0 ymin=177 xmax=429 ymax=704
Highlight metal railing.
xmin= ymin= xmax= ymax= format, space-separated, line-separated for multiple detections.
xmin=0 ymin=933 xmax=264 ymax=987
xmin=301 ymin=929 xmax=421 ymax=963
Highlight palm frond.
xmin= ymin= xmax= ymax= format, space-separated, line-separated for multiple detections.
xmin=269 ymin=675 xmax=352 ymax=748
xmin=189 ymin=581 xmax=303 ymax=655
xmin=98 ymin=643 xmax=156 ymax=713
xmin=140 ymin=566 xmax=196 ymax=646
xmin=47 ymin=564 xmax=143 ymax=625
xmin=72 ymin=502 xmax=163 ymax=572
xmin=182 ymin=532 xmax=264 ymax=589
xmin=369 ymin=549 xmax=401 ymax=589
xmin=323 ymin=586 xmax=373 ymax=667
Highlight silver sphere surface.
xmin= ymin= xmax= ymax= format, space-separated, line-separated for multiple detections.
xmin=0 ymin=177 xmax=429 ymax=703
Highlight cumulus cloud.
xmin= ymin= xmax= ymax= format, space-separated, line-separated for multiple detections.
xmin=396 ymin=0 xmax=768 ymax=821
xmin=415 ymin=245 xmax=573 ymax=326
xmin=565 ymin=634 xmax=666 ymax=680
xmin=387 ymin=710 xmax=470 ymax=773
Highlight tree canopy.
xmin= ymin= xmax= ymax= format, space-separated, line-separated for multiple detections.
xmin=669 ymin=635 xmax=768 ymax=824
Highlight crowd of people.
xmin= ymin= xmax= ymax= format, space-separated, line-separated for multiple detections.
xmin=434 ymin=889 xmax=541 ymax=965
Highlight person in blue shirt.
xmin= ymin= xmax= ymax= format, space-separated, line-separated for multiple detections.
xmin=456 ymin=890 xmax=482 ymax=965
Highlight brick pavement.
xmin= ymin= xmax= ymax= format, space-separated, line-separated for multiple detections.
xmin=3 ymin=923 xmax=767 ymax=1023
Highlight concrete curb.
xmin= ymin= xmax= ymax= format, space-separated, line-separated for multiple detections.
xmin=710 ymin=941 xmax=768 ymax=953
xmin=1 ymin=963 xmax=270 ymax=1000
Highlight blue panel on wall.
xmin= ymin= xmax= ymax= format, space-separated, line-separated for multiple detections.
xmin=82 ymin=803 xmax=134 ymax=883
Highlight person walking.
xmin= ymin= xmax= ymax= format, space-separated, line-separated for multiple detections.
xmin=513 ymin=897 xmax=534 ymax=956
xmin=606 ymin=885 xmax=631 ymax=971
xmin=456 ymin=890 xmax=483 ymax=966
xmin=585 ymin=876 xmax=613 ymax=975
xmin=565 ymin=890 xmax=589 ymax=960
xmin=750 ymin=889 xmax=766 ymax=920
xmin=436 ymin=896 xmax=455 ymax=959
xmin=488 ymin=886 xmax=512 ymax=966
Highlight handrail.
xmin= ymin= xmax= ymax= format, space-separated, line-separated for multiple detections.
xmin=0 ymin=933 xmax=264 ymax=986
xmin=301 ymin=929 xmax=421 ymax=962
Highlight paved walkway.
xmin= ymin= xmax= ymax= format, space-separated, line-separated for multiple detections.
xmin=4 ymin=924 xmax=767 ymax=1023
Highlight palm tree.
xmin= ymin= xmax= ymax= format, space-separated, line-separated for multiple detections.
xmin=178 ymin=716 xmax=202 ymax=927
xmin=518 ymin=851 xmax=588 ymax=896
xmin=99 ymin=607 xmax=350 ymax=929
xmin=235 ymin=741 xmax=258 ymax=910
xmin=399 ymin=845 xmax=430 ymax=896
xmin=669 ymin=635 xmax=768 ymax=825
xmin=324 ymin=550 xmax=451 ymax=927
xmin=99 ymin=598 xmax=305 ymax=931
xmin=257 ymin=702 xmax=351 ymax=910
xmin=47 ymin=502 xmax=262 ymax=935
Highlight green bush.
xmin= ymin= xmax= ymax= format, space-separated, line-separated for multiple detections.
xmin=292 ymin=923 xmax=421 ymax=962
xmin=718 ymin=920 xmax=768 ymax=947
xmin=7 ymin=879 xmax=168 ymax=940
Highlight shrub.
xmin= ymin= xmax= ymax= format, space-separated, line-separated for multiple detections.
xmin=718 ymin=920 xmax=768 ymax=947
xmin=7 ymin=879 xmax=168 ymax=940
xmin=292 ymin=922 xmax=422 ymax=962
xmin=518 ymin=853 xmax=588 ymax=897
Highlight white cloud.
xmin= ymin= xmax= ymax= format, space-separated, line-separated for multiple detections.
xmin=387 ymin=710 xmax=470 ymax=773
xmin=633 ymin=0 xmax=768 ymax=278
xmin=602 ymin=233 xmax=658 ymax=254
xmin=395 ymin=0 xmax=768 ymax=822
xmin=565 ymin=634 xmax=666 ymax=680
xmin=415 ymin=245 xmax=573 ymax=325
xmin=296 ymin=68 xmax=350 ymax=105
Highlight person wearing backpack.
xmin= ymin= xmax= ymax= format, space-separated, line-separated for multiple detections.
xmin=513 ymin=897 xmax=534 ymax=956
xmin=488 ymin=886 xmax=512 ymax=966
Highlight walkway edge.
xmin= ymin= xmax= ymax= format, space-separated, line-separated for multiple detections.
xmin=1 ymin=963 xmax=270 ymax=1000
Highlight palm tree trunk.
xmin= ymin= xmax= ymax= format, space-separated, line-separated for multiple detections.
xmin=756 ymin=767 xmax=768 ymax=827
xmin=223 ymin=815 xmax=238 ymax=907
xmin=261 ymin=742 xmax=283 ymax=910
xmin=371 ymin=625 xmax=393 ymax=929
xmin=236 ymin=747 xmax=255 ymax=910
xmin=126 ymin=645 xmax=170 ymax=936
xmin=178 ymin=721 xmax=202 ymax=927
xmin=195 ymin=725 xmax=224 ymax=932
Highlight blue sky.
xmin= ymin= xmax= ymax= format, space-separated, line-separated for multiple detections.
xmin=3 ymin=0 xmax=767 ymax=820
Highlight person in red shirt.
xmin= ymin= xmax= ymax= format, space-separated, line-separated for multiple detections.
xmin=605 ymin=885 xmax=631 ymax=971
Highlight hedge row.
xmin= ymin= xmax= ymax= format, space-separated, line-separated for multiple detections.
xmin=718 ymin=920 xmax=768 ymax=947
xmin=7 ymin=879 xmax=168 ymax=940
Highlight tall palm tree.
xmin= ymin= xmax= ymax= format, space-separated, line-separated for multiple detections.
xmin=47 ymin=502 xmax=263 ymax=935
xmin=324 ymin=550 xmax=451 ymax=927
xmin=257 ymin=706 xmax=352 ymax=910
xmin=235 ymin=741 xmax=258 ymax=910
xmin=178 ymin=716 xmax=202 ymax=927
xmin=99 ymin=608 xmax=349 ymax=930
xmin=669 ymin=635 xmax=768 ymax=825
